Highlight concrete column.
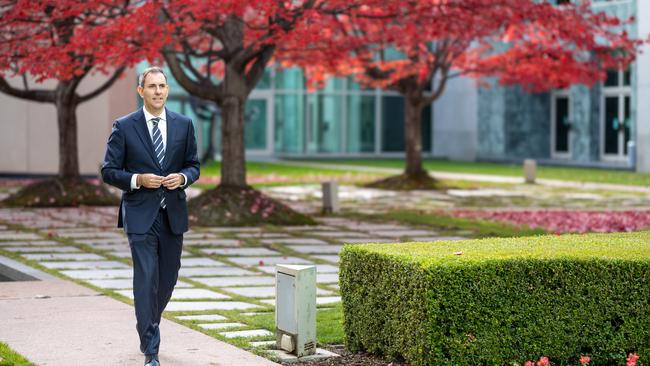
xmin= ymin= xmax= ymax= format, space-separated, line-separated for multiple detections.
xmin=635 ymin=1 xmax=650 ymax=172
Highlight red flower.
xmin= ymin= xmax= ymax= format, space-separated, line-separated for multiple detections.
xmin=524 ymin=361 xmax=535 ymax=366
xmin=580 ymin=356 xmax=590 ymax=365
xmin=537 ymin=356 xmax=549 ymax=366
xmin=627 ymin=353 xmax=639 ymax=366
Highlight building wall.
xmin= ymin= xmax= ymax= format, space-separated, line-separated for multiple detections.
xmin=0 ymin=69 xmax=136 ymax=176
xmin=433 ymin=76 xmax=478 ymax=161
xmin=635 ymin=0 xmax=650 ymax=172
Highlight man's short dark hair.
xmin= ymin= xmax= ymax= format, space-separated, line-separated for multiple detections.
xmin=138 ymin=66 xmax=168 ymax=87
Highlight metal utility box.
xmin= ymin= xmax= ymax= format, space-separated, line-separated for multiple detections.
xmin=275 ymin=264 xmax=317 ymax=357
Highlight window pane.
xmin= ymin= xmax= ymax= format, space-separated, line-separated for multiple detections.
xmin=623 ymin=68 xmax=631 ymax=86
xmin=555 ymin=96 xmax=570 ymax=153
xmin=382 ymin=96 xmax=405 ymax=152
xmin=306 ymin=94 xmax=342 ymax=153
xmin=255 ymin=68 xmax=272 ymax=90
xmin=381 ymin=96 xmax=432 ymax=152
xmin=275 ymin=67 xmax=305 ymax=90
xmin=245 ymin=99 xmax=267 ymax=150
xmin=274 ymin=94 xmax=305 ymax=153
xmin=604 ymin=96 xmax=619 ymax=154
xmin=604 ymin=70 xmax=619 ymax=87
xmin=347 ymin=95 xmax=375 ymax=152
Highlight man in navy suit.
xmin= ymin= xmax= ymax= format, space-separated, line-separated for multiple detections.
xmin=101 ymin=66 xmax=200 ymax=366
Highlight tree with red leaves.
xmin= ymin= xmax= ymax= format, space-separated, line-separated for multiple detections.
xmin=152 ymin=0 xmax=346 ymax=225
xmin=0 ymin=0 xmax=160 ymax=206
xmin=284 ymin=0 xmax=641 ymax=189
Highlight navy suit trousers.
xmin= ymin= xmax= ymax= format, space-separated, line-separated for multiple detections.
xmin=128 ymin=209 xmax=183 ymax=356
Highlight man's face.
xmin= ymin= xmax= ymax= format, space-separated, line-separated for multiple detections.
xmin=137 ymin=72 xmax=168 ymax=113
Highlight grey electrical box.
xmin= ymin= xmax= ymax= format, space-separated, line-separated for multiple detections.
xmin=276 ymin=264 xmax=317 ymax=357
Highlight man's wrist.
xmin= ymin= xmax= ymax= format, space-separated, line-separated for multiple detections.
xmin=130 ymin=174 xmax=141 ymax=190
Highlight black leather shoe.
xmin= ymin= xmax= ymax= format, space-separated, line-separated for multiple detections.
xmin=144 ymin=354 xmax=160 ymax=366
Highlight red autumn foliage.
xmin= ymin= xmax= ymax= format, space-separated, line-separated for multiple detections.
xmin=281 ymin=0 xmax=641 ymax=178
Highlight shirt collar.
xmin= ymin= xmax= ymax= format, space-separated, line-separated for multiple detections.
xmin=142 ymin=107 xmax=166 ymax=124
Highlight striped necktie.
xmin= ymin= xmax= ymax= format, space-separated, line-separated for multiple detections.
xmin=151 ymin=117 xmax=166 ymax=209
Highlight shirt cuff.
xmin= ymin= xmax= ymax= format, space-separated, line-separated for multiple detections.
xmin=179 ymin=173 xmax=188 ymax=188
xmin=130 ymin=174 xmax=140 ymax=190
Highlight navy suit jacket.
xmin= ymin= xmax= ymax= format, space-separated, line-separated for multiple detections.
xmin=101 ymin=108 xmax=200 ymax=235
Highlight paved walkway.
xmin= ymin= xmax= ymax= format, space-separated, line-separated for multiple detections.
xmin=0 ymin=207 xmax=463 ymax=365
xmin=0 ymin=276 xmax=280 ymax=366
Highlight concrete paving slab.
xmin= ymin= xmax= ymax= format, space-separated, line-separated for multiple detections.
xmin=40 ymin=260 xmax=130 ymax=270
xmin=165 ymin=301 xmax=260 ymax=312
xmin=260 ymin=238 xmax=328 ymax=245
xmin=4 ymin=246 xmax=81 ymax=253
xmin=61 ymin=268 xmax=132 ymax=280
xmin=201 ymin=247 xmax=282 ymax=256
xmin=309 ymin=255 xmax=339 ymax=263
xmin=228 ymin=256 xmax=312 ymax=266
xmin=287 ymin=245 xmax=342 ymax=254
xmin=180 ymin=257 xmax=224 ymax=267
xmin=117 ymin=288 xmax=230 ymax=300
xmin=202 ymin=227 xmax=263 ymax=233
xmin=225 ymin=286 xmax=334 ymax=299
xmin=86 ymin=279 xmax=193 ymax=289
xmin=184 ymin=239 xmax=241 ymax=246
xmin=373 ymin=230 xmax=439 ymax=237
xmin=193 ymin=276 xmax=276 ymax=287
xmin=23 ymin=253 xmax=106 ymax=261
xmin=198 ymin=322 xmax=246 ymax=330
xmin=317 ymin=273 xmax=339 ymax=284
xmin=310 ymin=231 xmax=368 ymax=238
xmin=0 ymin=240 xmax=59 ymax=247
xmin=175 ymin=314 xmax=227 ymax=321
xmin=0 ymin=232 xmax=43 ymax=240
xmin=235 ymin=232 xmax=291 ymax=239
xmin=250 ymin=340 xmax=276 ymax=348
xmin=220 ymin=329 xmax=273 ymax=339
xmin=336 ymin=238 xmax=394 ymax=244
xmin=0 ymin=279 xmax=279 ymax=365
xmin=179 ymin=266 xmax=254 ymax=277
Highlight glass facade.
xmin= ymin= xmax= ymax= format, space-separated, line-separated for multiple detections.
xmin=137 ymin=63 xmax=434 ymax=158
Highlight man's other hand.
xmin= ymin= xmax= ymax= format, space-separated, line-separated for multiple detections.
xmin=137 ymin=174 xmax=164 ymax=189
xmin=162 ymin=173 xmax=184 ymax=190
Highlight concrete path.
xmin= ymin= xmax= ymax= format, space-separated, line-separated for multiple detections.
xmin=0 ymin=277 xmax=280 ymax=366
xmin=274 ymin=160 xmax=650 ymax=193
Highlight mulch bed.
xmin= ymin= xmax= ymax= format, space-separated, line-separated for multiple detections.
xmin=291 ymin=346 xmax=409 ymax=366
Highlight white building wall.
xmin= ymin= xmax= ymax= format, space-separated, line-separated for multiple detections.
xmin=432 ymin=76 xmax=478 ymax=161
xmin=635 ymin=1 xmax=650 ymax=172
xmin=0 ymin=68 xmax=137 ymax=175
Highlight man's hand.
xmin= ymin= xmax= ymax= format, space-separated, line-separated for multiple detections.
xmin=162 ymin=173 xmax=184 ymax=190
xmin=137 ymin=174 xmax=164 ymax=189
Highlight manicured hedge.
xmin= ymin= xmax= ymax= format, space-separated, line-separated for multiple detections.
xmin=340 ymin=232 xmax=650 ymax=366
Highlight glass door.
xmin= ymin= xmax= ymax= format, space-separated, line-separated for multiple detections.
xmin=602 ymin=93 xmax=631 ymax=161
xmin=245 ymin=93 xmax=273 ymax=155
xmin=551 ymin=92 xmax=571 ymax=158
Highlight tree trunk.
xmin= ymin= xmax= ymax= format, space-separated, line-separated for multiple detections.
xmin=404 ymin=95 xmax=425 ymax=176
xmin=55 ymin=81 xmax=80 ymax=179
xmin=220 ymin=94 xmax=246 ymax=187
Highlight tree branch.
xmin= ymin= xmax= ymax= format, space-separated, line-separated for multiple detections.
xmin=0 ymin=76 xmax=54 ymax=103
xmin=77 ymin=66 xmax=126 ymax=104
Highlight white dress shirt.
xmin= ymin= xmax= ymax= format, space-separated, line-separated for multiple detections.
xmin=130 ymin=107 xmax=186 ymax=190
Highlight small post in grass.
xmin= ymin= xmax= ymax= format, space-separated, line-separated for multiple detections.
xmin=523 ymin=159 xmax=537 ymax=184
xmin=321 ymin=181 xmax=339 ymax=214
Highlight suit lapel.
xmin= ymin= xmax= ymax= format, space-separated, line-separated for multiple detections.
xmin=163 ymin=107 xmax=177 ymax=170
xmin=131 ymin=109 xmax=162 ymax=170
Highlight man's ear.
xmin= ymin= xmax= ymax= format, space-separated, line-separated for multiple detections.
xmin=136 ymin=86 xmax=144 ymax=98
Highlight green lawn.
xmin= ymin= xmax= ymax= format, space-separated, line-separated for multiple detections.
xmin=0 ymin=342 xmax=34 ymax=366
xmin=297 ymin=158 xmax=648 ymax=186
